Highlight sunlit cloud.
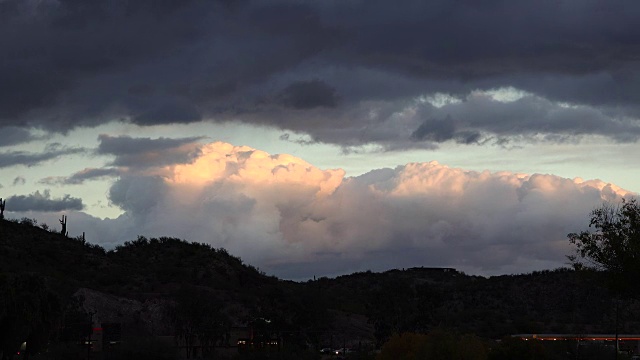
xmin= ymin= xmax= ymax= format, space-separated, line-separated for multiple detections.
xmin=16 ymin=141 xmax=627 ymax=279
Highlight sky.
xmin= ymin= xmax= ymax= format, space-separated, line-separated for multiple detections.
xmin=1 ymin=0 xmax=639 ymax=280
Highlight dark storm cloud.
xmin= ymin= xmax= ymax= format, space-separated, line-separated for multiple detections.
xmin=0 ymin=146 xmax=84 ymax=168
xmin=332 ymin=1 xmax=640 ymax=86
xmin=131 ymin=101 xmax=202 ymax=126
xmin=97 ymin=134 xmax=204 ymax=168
xmin=2 ymin=0 xmax=640 ymax=147
xmin=0 ymin=0 xmax=210 ymax=128
xmin=278 ymin=80 xmax=339 ymax=109
xmin=429 ymin=93 xmax=640 ymax=141
xmin=7 ymin=190 xmax=84 ymax=212
xmin=411 ymin=116 xmax=457 ymax=143
xmin=411 ymin=116 xmax=482 ymax=145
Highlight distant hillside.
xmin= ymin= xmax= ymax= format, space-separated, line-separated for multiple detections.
xmin=306 ymin=266 xmax=640 ymax=344
xmin=2 ymin=217 xmax=640 ymax=357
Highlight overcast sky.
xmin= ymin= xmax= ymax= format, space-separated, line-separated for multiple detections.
xmin=1 ymin=0 xmax=639 ymax=279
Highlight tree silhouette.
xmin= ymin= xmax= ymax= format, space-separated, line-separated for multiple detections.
xmin=568 ymin=198 xmax=640 ymax=296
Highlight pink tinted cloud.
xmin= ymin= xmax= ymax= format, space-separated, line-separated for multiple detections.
xmin=24 ymin=142 xmax=634 ymax=279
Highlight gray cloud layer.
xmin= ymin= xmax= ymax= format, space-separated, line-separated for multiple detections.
xmin=0 ymin=127 xmax=42 ymax=147
xmin=7 ymin=190 xmax=83 ymax=212
xmin=97 ymin=134 xmax=204 ymax=168
xmin=1 ymin=0 xmax=639 ymax=149
xmin=39 ymin=167 xmax=121 ymax=185
xmin=0 ymin=146 xmax=84 ymax=168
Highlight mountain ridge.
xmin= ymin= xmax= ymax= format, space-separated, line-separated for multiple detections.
xmin=2 ymin=217 xmax=640 ymax=358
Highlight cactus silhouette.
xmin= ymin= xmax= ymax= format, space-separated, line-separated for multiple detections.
xmin=0 ymin=198 xmax=5 ymax=219
xmin=59 ymin=215 xmax=68 ymax=236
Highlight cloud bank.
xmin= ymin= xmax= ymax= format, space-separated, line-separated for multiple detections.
xmin=1 ymin=0 xmax=640 ymax=150
xmin=23 ymin=141 xmax=630 ymax=279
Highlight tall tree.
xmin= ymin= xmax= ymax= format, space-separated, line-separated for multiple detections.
xmin=568 ymin=198 xmax=640 ymax=296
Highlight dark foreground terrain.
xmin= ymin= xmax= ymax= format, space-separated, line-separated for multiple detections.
xmin=2 ymin=217 xmax=639 ymax=360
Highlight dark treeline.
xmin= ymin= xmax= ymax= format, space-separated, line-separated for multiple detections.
xmin=2 ymin=217 xmax=640 ymax=360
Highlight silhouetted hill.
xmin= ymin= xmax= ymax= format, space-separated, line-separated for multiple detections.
xmin=0 ymin=217 xmax=332 ymax=355
xmin=3 ymin=216 xmax=640 ymax=356
xmin=0 ymin=218 xmax=274 ymax=297
xmin=0 ymin=218 xmax=107 ymax=295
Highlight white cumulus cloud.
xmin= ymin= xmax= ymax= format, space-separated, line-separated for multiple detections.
xmin=14 ymin=142 xmax=634 ymax=279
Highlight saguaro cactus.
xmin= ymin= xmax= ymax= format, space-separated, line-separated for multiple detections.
xmin=59 ymin=215 xmax=68 ymax=236
xmin=0 ymin=198 xmax=5 ymax=219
